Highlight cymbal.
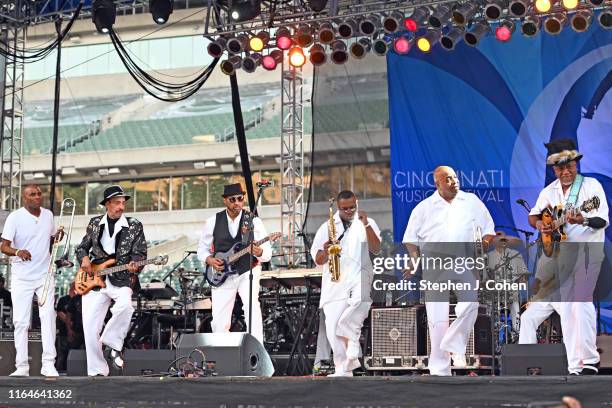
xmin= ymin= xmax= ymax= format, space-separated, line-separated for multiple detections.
xmin=175 ymin=268 xmax=202 ymax=278
xmin=491 ymin=234 xmax=523 ymax=249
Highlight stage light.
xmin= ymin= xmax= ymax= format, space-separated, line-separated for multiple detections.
xmin=296 ymin=24 xmax=314 ymax=47
xmin=452 ymin=2 xmax=479 ymax=26
xmin=262 ymin=50 xmax=283 ymax=70
xmin=373 ymin=38 xmax=391 ymax=55
xmin=308 ymin=0 xmax=328 ymax=12
xmin=338 ymin=18 xmax=358 ymax=38
xmin=288 ymin=47 xmax=306 ymax=67
xmin=318 ymin=22 xmax=336 ymax=44
xmin=309 ymin=44 xmax=327 ymax=66
xmin=571 ymin=9 xmax=593 ymax=31
xmin=92 ymin=0 xmax=116 ymax=33
xmin=249 ymin=31 xmax=269 ymax=52
xmin=276 ymin=27 xmax=293 ymax=50
xmin=484 ymin=0 xmax=507 ymax=20
xmin=587 ymin=0 xmax=604 ymax=5
xmin=330 ymin=40 xmax=349 ymax=64
xmin=545 ymin=13 xmax=567 ymax=34
xmin=393 ymin=36 xmax=411 ymax=54
xmin=227 ymin=34 xmax=249 ymax=54
xmin=464 ymin=22 xmax=490 ymax=46
xmin=207 ymin=37 xmax=227 ymax=58
xmin=150 ymin=0 xmax=173 ymax=24
xmin=359 ymin=15 xmax=381 ymax=36
xmin=495 ymin=19 xmax=515 ymax=41
xmin=600 ymin=8 xmax=612 ymax=29
xmin=509 ymin=0 xmax=529 ymax=16
xmin=242 ymin=53 xmax=262 ymax=73
xmin=221 ymin=55 xmax=242 ymax=75
xmin=404 ymin=7 xmax=430 ymax=31
xmin=521 ymin=15 xmax=541 ymax=36
xmin=230 ymin=0 xmax=261 ymax=22
xmin=383 ymin=11 xmax=404 ymax=33
xmin=561 ymin=0 xmax=579 ymax=9
xmin=417 ymin=30 xmax=441 ymax=53
xmin=535 ymin=0 xmax=552 ymax=13
xmin=440 ymin=27 xmax=463 ymax=50
xmin=350 ymin=38 xmax=372 ymax=59
xmin=429 ymin=3 xmax=455 ymax=28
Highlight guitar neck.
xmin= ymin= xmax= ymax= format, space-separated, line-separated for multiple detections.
xmin=98 ymin=258 xmax=152 ymax=276
xmin=228 ymin=236 xmax=271 ymax=263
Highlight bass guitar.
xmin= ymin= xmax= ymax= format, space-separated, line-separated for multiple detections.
xmin=540 ymin=196 xmax=600 ymax=257
xmin=74 ymin=255 xmax=168 ymax=295
xmin=205 ymin=232 xmax=281 ymax=287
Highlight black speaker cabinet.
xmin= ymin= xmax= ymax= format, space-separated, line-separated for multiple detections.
xmin=501 ymin=344 xmax=568 ymax=375
xmin=66 ymin=349 xmax=87 ymax=376
xmin=67 ymin=349 xmax=177 ymax=376
xmin=176 ymin=332 xmax=274 ymax=377
xmin=0 ymin=339 xmax=43 ymax=376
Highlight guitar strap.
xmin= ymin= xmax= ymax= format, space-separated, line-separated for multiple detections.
xmin=566 ymin=174 xmax=584 ymax=207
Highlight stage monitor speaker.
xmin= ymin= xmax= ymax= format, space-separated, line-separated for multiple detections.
xmin=176 ymin=332 xmax=274 ymax=377
xmin=66 ymin=349 xmax=87 ymax=376
xmin=123 ymin=349 xmax=175 ymax=376
xmin=597 ymin=335 xmax=612 ymax=370
xmin=0 ymin=339 xmax=43 ymax=376
xmin=501 ymin=344 xmax=567 ymax=375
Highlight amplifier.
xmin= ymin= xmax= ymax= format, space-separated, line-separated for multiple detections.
xmin=0 ymin=338 xmax=43 ymax=376
xmin=368 ymin=306 xmax=428 ymax=369
xmin=0 ymin=330 xmax=42 ymax=341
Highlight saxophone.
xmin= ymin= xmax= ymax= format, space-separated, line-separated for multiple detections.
xmin=328 ymin=198 xmax=342 ymax=282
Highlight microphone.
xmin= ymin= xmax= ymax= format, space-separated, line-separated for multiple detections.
xmin=185 ymin=250 xmax=198 ymax=254
xmin=516 ymin=198 xmax=531 ymax=213
xmin=256 ymin=180 xmax=274 ymax=188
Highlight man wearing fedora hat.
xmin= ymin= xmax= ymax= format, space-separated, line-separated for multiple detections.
xmin=75 ymin=185 xmax=147 ymax=376
xmin=197 ymin=183 xmax=271 ymax=344
xmin=520 ymin=139 xmax=608 ymax=375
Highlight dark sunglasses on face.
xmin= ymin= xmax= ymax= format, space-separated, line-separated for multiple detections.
xmin=228 ymin=195 xmax=245 ymax=203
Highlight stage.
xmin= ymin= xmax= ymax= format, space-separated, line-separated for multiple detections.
xmin=0 ymin=376 xmax=610 ymax=407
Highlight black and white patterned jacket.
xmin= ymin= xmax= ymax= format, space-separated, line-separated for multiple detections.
xmin=75 ymin=215 xmax=147 ymax=288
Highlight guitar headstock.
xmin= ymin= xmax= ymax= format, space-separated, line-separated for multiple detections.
xmin=269 ymin=232 xmax=282 ymax=242
xmin=581 ymin=196 xmax=600 ymax=213
xmin=154 ymin=255 xmax=169 ymax=265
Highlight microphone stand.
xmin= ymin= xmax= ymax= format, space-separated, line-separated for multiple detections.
xmin=246 ymin=185 xmax=266 ymax=338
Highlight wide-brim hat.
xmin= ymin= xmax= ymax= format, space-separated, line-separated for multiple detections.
xmin=222 ymin=183 xmax=246 ymax=198
xmin=99 ymin=185 xmax=131 ymax=205
xmin=545 ymin=139 xmax=583 ymax=166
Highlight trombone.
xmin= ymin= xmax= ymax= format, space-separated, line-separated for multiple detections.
xmin=38 ymin=198 xmax=76 ymax=307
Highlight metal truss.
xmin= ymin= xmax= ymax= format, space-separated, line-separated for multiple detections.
xmin=279 ymin=61 xmax=306 ymax=268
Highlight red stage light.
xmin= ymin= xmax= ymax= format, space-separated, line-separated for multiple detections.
xmin=495 ymin=25 xmax=512 ymax=41
xmin=404 ymin=18 xmax=418 ymax=31
xmin=393 ymin=37 xmax=411 ymax=54
xmin=262 ymin=55 xmax=277 ymax=70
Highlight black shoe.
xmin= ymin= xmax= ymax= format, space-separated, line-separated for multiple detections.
xmin=582 ymin=363 xmax=599 ymax=376
xmin=104 ymin=346 xmax=125 ymax=375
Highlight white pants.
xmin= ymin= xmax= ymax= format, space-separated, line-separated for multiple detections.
xmin=10 ymin=277 xmax=56 ymax=370
xmin=426 ymin=301 xmax=479 ymax=376
xmin=211 ymin=268 xmax=263 ymax=344
xmin=82 ymin=280 xmax=134 ymax=376
xmin=519 ymin=301 xmax=598 ymax=374
xmin=322 ymin=297 xmax=371 ymax=375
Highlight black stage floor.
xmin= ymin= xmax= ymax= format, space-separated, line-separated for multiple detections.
xmin=1 ymin=376 xmax=611 ymax=408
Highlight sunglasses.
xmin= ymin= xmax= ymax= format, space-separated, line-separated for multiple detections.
xmin=339 ymin=206 xmax=357 ymax=213
xmin=227 ymin=195 xmax=245 ymax=203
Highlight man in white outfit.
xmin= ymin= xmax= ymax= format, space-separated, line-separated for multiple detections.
xmin=519 ymin=139 xmax=608 ymax=375
xmin=311 ymin=190 xmax=381 ymax=377
xmin=1 ymin=185 xmax=63 ymax=377
xmin=76 ymin=185 xmax=147 ymax=376
xmin=198 ymin=183 xmax=272 ymax=345
xmin=403 ymin=166 xmax=495 ymax=376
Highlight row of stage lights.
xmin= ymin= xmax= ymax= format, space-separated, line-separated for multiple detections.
xmin=209 ymin=0 xmax=611 ymax=74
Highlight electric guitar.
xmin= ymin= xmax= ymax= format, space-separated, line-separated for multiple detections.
xmin=539 ymin=196 xmax=600 ymax=257
xmin=74 ymin=255 xmax=168 ymax=295
xmin=205 ymin=232 xmax=281 ymax=287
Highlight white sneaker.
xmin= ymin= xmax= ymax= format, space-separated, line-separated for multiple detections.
xmin=328 ymin=371 xmax=353 ymax=377
xmin=9 ymin=366 xmax=30 ymax=377
xmin=451 ymin=354 xmax=467 ymax=368
xmin=41 ymin=365 xmax=59 ymax=377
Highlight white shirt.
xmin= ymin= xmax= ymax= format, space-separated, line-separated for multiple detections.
xmin=310 ymin=212 xmax=381 ymax=307
xmin=403 ymin=190 xmax=495 ymax=244
xmin=99 ymin=214 xmax=129 ymax=255
xmin=1 ymin=207 xmax=56 ymax=282
xmin=530 ymin=176 xmax=609 ymax=243
xmin=197 ymin=210 xmax=272 ymax=263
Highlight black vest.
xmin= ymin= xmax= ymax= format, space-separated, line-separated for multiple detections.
xmin=212 ymin=210 xmax=256 ymax=275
